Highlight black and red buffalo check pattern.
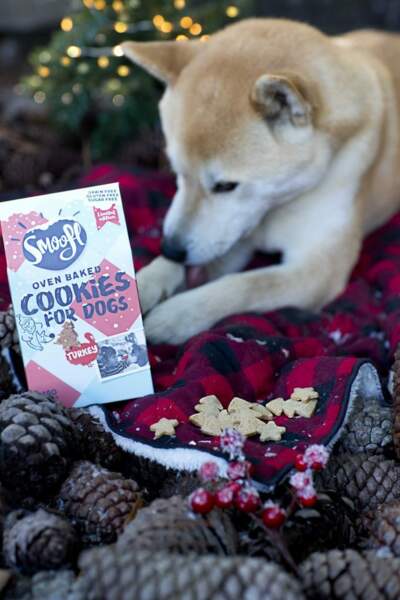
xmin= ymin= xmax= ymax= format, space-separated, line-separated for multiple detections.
xmin=0 ymin=165 xmax=397 ymax=487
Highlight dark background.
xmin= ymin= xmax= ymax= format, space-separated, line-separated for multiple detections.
xmin=256 ymin=0 xmax=400 ymax=33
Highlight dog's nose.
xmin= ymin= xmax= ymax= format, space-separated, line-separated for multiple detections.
xmin=161 ymin=237 xmax=187 ymax=263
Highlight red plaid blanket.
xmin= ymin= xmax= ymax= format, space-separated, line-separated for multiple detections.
xmin=1 ymin=165 xmax=395 ymax=488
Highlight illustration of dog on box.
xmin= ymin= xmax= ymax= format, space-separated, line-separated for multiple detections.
xmin=122 ymin=19 xmax=400 ymax=344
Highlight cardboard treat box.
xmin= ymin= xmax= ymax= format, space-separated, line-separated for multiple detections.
xmin=0 ymin=183 xmax=154 ymax=407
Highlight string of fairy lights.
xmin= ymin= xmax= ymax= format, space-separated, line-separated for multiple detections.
xmin=25 ymin=0 xmax=242 ymax=109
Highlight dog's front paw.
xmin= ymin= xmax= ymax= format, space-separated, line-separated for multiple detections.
xmin=136 ymin=258 xmax=185 ymax=315
xmin=144 ymin=291 xmax=213 ymax=345
xmin=136 ymin=265 xmax=165 ymax=315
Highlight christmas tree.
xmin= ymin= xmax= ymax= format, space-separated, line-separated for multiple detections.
xmin=22 ymin=0 xmax=254 ymax=161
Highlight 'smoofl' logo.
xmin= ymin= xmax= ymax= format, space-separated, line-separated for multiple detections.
xmin=22 ymin=219 xmax=87 ymax=270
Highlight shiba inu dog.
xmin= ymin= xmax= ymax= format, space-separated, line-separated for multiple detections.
xmin=123 ymin=19 xmax=400 ymax=344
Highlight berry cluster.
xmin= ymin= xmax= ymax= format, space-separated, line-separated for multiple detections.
xmin=290 ymin=444 xmax=330 ymax=507
xmin=189 ymin=429 xmax=329 ymax=531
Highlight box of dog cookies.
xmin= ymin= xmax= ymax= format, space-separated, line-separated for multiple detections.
xmin=0 ymin=183 xmax=154 ymax=407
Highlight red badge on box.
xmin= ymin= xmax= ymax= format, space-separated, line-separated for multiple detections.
xmin=93 ymin=203 xmax=120 ymax=230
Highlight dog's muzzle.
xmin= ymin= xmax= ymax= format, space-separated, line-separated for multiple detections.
xmin=161 ymin=237 xmax=187 ymax=264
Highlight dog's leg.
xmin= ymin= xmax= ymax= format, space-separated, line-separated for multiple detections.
xmin=143 ymin=215 xmax=361 ymax=344
xmin=137 ymin=239 xmax=254 ymax=315
xmin=207 ymin=239 xmax=255 ymax=280
xmin=136 ymin=256 xmax=185 ymax=315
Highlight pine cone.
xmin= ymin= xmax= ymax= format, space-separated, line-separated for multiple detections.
xmin=56 ymin=461 xmax=142 ymax=545
xmin=336 ymin=401 xmax=393 ymax=455
xmin=31 ymin=570 xmax=76 ymax=600
xmin=392 ymin=345 xmax=400 ymax=459
xmin=301 ymin=549 xmax=400 ymax=599
xmin=0 ymin=306 xmax=19 ymax=354
xmin=0 ymin=484 xmax=10 ymax=551
xmin=318 ymin=453 xmax=400 ymax=513
xmin=3 ymin=509 xmax=76 ymax=574
xmin=284 ymin=493 xmax=356 ymax=561
xmin=73 ymin=548 xmax=304 ymax=600
xmin=0 ymin=356 xmax=16 ymax=400
xmin=118 ymin=496 xmax=237 ymax=555
xmin=242 ymin=492 xmax=356 ymax=565
xmin=2 ymin=573 xmax=31 ymax=600
xmin=68 ymin=409 xmax=124 ymax=470
xmin=122 ymin=454 xmax=182 ymax=497
xmin=3 ymin=569 xmax=75 ymax=600
xmin=0 ymin=392 xmax=77 ymax=499
xmin=158 ymin=471 xmax=202 ymax=499
xmin=363 ymin=501 xmax=400 ymax=556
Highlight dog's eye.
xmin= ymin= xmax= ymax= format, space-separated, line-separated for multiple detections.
xmin=212 ymin=181 xmax=239 ymax=194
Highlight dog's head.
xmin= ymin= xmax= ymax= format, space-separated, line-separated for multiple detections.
xmin=123 ymin=19 xmax=337 ymax=266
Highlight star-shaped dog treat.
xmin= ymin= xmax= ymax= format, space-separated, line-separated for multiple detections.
xmin=259 ymin=421 xmax=287 ymax=442
xmin=150 ymin=418 xmax=179 ymax=439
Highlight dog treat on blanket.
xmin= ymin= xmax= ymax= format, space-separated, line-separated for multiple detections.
xmin=189 ymin=413 xmax=209 ymax=428
xmin=245 ymin=404 xmax=274 ymax=421
xmin=0 ymin=183 xmax=153 ymax=408
xmin=194 ymin=404 xmax=221 ymax=416
xmin=290 ymin=387 xmax=319 ymax=403
xmin=189 ymin=394 xmax=290 ymax=442
xmin=266 ymin=397 xmax=318 ymax=419
xmin=218 ymin=410 xmax=235 ymax=429
xmin=228 ymin=397 xmax=255 ymax=412
xmin=259 ymin=422 xmax=287 ymax=442
xmin=291 ymin=401 xmax=318 ymax=418
xmin=198 ymin=395 xmax=224 ymax=410
xmin=234 ymin=414 xmax=263 ymax=437
xmin=150 ymin=418 xmax=179 ymax=439
xmin=201 ymin=417 xmax=223 ymax=437
xmin=265 ymin=398 xmax=286 ymax=416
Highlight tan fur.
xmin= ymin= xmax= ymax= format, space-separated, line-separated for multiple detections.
xmin=123 ymin=19 xmax=400 ymax=344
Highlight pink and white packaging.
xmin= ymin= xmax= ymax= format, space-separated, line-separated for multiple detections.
xmin=0 ymin=183 xmax=154 ymax=407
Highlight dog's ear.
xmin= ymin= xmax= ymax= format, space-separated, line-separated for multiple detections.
xmin=122 ymin=41 xmax=202 ymax=84
xmin=251 ymin=74 xmax=313 ymax=126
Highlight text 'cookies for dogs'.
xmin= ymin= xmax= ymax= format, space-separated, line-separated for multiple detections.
xmin=0 ymin=183 xmax=153 ymax=408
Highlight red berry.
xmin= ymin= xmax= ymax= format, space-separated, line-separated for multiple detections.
xmin=298 ymin=493 xmax=317 ymax=507
xmin=262 ymin=505 xmax=286 ymax=529
xmin=190 ymin=488 xmax=215 ymax=514
xmin=226 ymin=481 xmax=242 ymax=495
xmin=215 ymin=485 xmax=235 ymax=509
xmin=234 ymin=488 xmax=260 ymax=513
xmin=227 ymin=460 xmax=253 ymax=481
xmin=310 ymin=460 xmax=324 ymax=472
xmin=294 ymin=455 xmax=307 ymax=472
